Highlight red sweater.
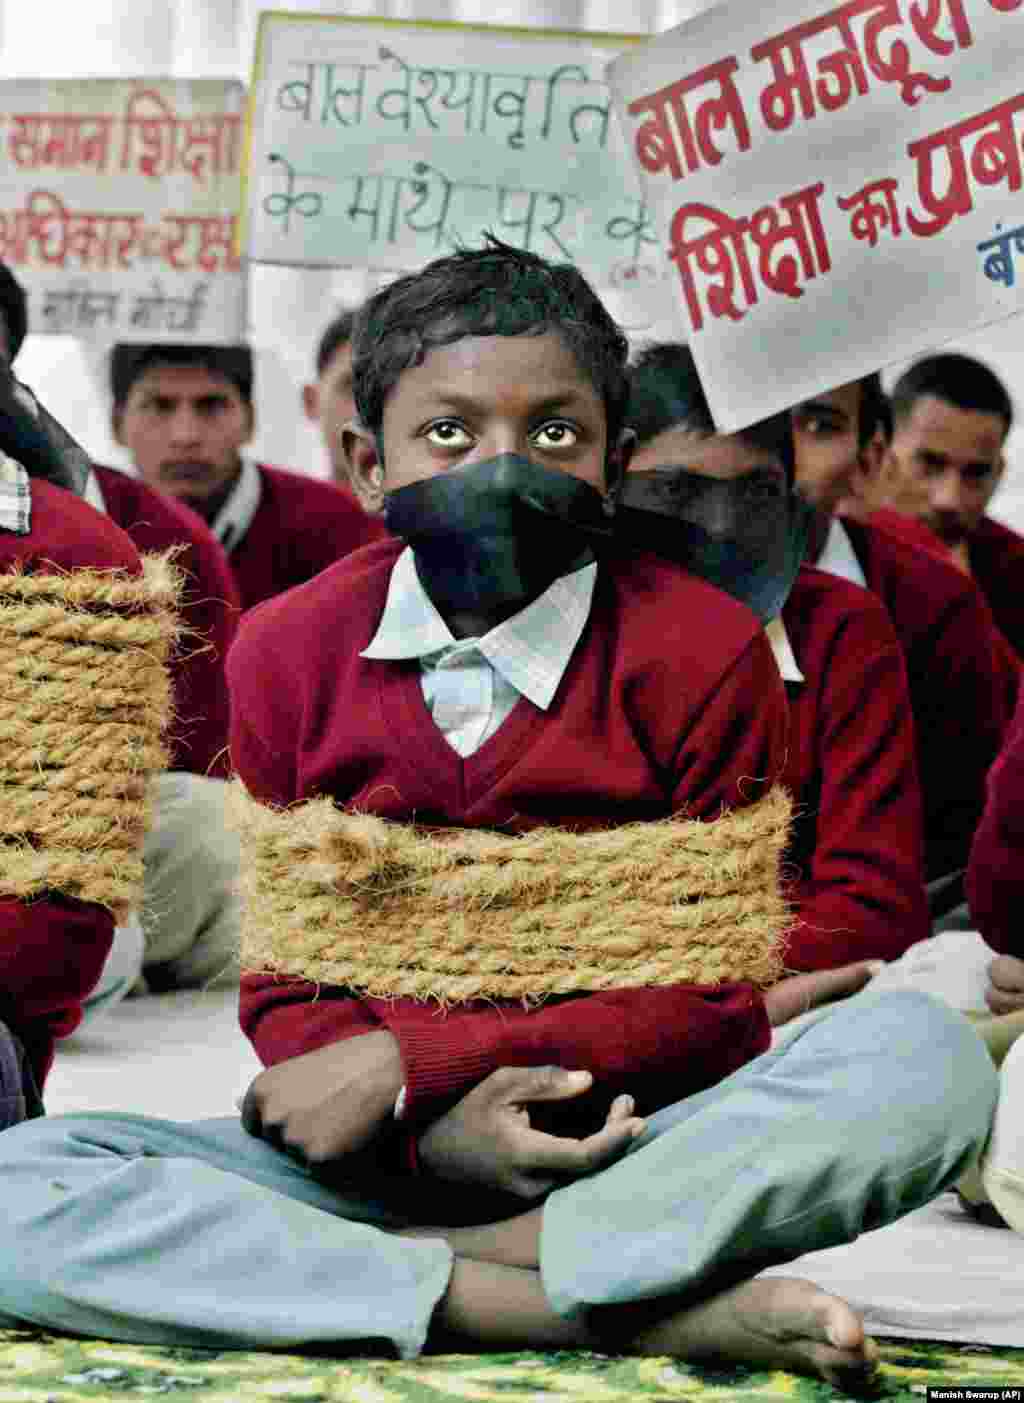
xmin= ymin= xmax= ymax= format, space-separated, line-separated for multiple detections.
xmin=870 ymin=509 xmax=1022 ymax=698
xmin=968 ymin=687 xmax=1024 ymax=956
xmin=1 ymin=480 xmax=142 ymax=1088
xmin=780 ymin=565 xmax=928 ymax=971
xmin=841 ymin=517 xmax=1010 ymax=881
xmin=228 ymin=464 xmax=385 ymax=611
xmin=230 ymin=539 xmax=786 ymax=1132
xmin=968 ymin=515 xmax=1024 ymax=663
xmin=94 ymin=466 xmax=240 ymax=777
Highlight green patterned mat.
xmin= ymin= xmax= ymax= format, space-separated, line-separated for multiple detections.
xmin=2 ymin=1331 xmax=1023 ymax=1402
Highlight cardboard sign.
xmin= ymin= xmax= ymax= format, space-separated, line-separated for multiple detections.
xmin=244 ymin=13 xmax=662 ymax=307
xmin=609 ymin=0 xmax=1024 ymax=430
xmin=0 ymin=79 xmax=246 ymax=342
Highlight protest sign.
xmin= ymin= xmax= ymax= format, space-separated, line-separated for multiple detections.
xmin=0 ymin=79 xmax=246 ymax=343
xmin=244 ymin=14 xmax=664 ymax=310
xmin=609 ymin=0 xmax=1024 ymax=431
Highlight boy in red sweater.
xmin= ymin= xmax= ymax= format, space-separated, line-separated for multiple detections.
xmin=790 ymin=373 xmax=1013 ymax=887
xmin=110 ymin=343 xmax=384 ymax=610
xmin=0 ymin=244 xmax=994 ymax=1382
xmin=873 ymin=355 xmax=1024 ymax=661
xmin=617 ymin=344 xmax=928 ymax=969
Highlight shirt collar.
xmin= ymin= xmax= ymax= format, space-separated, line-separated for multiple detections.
xmin=361 ymin=546 xmax=597 ymax=711
xmin=0 ymin=452 xmax=31 ymax=535
xmin=211 ymin=458 xmax=263 ymax=555
xmin=765 ymin=615 xmax=804 ymax=683
xmin=84 ymin=469 xmax=106 ymax=516
xmin=817 ymin=516 xmax=867 ymax=589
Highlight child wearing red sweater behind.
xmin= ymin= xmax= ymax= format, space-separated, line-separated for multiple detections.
xmin=615 ymin=343 xmax=929 ymax=972
xmin=0 ymin=241 xmax=995 ymax=1384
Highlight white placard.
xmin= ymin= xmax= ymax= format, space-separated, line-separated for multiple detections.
xmin=0 ymin=79 xmax=246 ymax=343
xmin=244 ymin=13 xmax=667 ymax=317
xmin=608 ymin=0 xmax=1024 ymax=431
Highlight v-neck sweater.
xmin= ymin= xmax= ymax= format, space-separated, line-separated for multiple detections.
xmin=230 ymin=537 xmax=786 ymax=1132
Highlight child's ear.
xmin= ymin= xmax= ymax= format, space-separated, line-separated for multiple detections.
xmin=341 ymin=423 xmax=386 ymax=515
xmin=850 ymin=427 xmax=888 ymax=508
xmin=605 ymin=428 xmax=636 ymax=508
xmin=301 ymin=383 xmax=320 ymax=423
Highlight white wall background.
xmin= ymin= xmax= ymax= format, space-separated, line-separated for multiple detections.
xmin=4 ymin=0 xmax=1024 ymax=528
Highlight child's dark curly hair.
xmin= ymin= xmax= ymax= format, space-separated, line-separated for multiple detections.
xmin=352 ymin=236 xmax=630 ymax=443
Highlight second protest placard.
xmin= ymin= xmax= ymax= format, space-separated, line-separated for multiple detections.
xmin=244 ymin=12 xmax=662 ymax=303
xmin=609 ymin=0 xmax=1024 ymax=431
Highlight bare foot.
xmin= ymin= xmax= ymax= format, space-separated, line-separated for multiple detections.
xmin=632 ymin=1276 xmax=878 ymax=1389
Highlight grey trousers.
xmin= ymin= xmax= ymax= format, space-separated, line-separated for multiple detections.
xmin=0 ymin=991 xmax=996 ymax=1358
xmin=83 ymin=772 xmax=242 ymax=1022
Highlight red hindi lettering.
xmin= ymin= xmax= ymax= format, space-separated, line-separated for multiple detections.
xmin=751 ymin=22 xmax=818 ymax=131
xmin=669 ymin=202 xmax=758 ymax=330
xmin=746 ymin=181 xmax=832 ymax=296
xmin=627 ymin=57 xmax=750 ymax=183
xmin=120 ymin=88 xmax=182 ymax=180
xmin=837 ymin=177 xmax=903 ymax=245
xmin=906 ymin=96 xmax=1024 ymax=236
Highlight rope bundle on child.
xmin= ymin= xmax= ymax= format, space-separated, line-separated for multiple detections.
xmin=0 ymin=554 xmax=180 ymax=918
xmin=233 ymin=782 xmax=794 ymax=1002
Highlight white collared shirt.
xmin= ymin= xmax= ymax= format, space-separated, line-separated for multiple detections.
xmin=210 ymin=459 xmax=263 ymax=555
xmin=0 ymin=452 xmax=31 ymax=535
xmin=361 ymin=546 xmax=597 ymax=757
xmin=765 ymin=615 xmax=805 ymax=684
xmin=84 ymin=469 xmax=106 ymax=516
xmin=816 ymin=516 xmax=867 ymax=589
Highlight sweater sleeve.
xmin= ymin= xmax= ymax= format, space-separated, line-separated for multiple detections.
xmin=908 ymin=580 xmax=1013 ymax=881
xmin=0 ymin=899 xmax=115 ymax=1091
xmin=239 ymin=972 xmax=770 ymax=1131
xmin=785 ymin=602 xmax=929 ymax=970
xmin=968 ymin=689 xmax=1024 ymax=955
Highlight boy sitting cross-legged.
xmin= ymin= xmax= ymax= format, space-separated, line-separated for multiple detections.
xmin=0 ymin=242 xmax=995 ymax=1388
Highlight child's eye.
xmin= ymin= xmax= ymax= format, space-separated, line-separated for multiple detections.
xmin=796 ymin=415 xmax=836 ymax=439
xmin=425 ymin=420 xmax=473 ymax=448
xmin=532 ymin=421 xmax=579 ymax=450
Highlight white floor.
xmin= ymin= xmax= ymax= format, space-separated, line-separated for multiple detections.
xmin=45 ymin=988 xmax=261 ymax=1122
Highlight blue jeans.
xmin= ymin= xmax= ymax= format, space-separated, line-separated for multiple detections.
xmin=0 ymin=991 xmax=996 ymax=1357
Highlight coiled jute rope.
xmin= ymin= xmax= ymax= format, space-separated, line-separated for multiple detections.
xmin=233 ymin=782 xmax=793 ymax=1002
xmin=0 ymin=554 xmax=180 ymax=917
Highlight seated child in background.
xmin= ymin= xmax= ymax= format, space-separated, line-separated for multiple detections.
xmin=0 ymin=242 xmax=995 ymax=1388
xmin=108 ymin=342 xmax=384 ymax=611
xmin=617 ymin=343 xmax=929 ymax=970
xmin=791 ymin=374 xmax=1013 ymax=890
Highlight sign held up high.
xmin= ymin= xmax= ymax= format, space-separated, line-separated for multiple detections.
xmin=608 ymin=0 xmax=1024 ymax=431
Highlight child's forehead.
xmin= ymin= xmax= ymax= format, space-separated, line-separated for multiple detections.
xmin=385 ymin=330 xmax=601 ymax=411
